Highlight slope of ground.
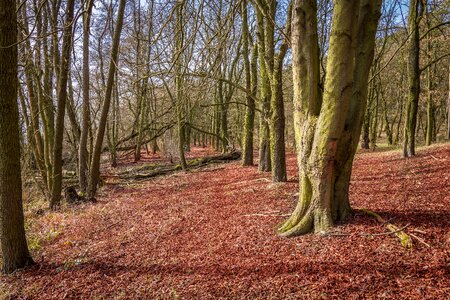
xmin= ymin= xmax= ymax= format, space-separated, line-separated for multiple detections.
xmin=1 ymin=144 xmax=449 ymax=299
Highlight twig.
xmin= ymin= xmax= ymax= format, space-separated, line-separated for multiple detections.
xmin=243 ymin=212 xmax=291 ymax=217
xmin=365 ymin=224 xmax=410 ymax=236
xmin=357 ymin=209 xmax=413 ymax=248
xmin=410 ymin=233 xmax=431 ymax=248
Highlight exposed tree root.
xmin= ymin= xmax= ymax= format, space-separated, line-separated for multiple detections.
xmin=358 ymin=208 xmax=413 ymax=249
xmin=277 ymin=204 xmax=314 ymax=237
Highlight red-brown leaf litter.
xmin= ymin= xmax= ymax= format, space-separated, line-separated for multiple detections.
xmin=1 ymin=144 xmax=449 ymax=299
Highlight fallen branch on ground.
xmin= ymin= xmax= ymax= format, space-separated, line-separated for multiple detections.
xmin=358 ymin=208 xmax=413 ymax=248
xmin=326 ymin=224 xmax=410 ymax=238
xmin=120 ymin=152 xmax=241 ymax=180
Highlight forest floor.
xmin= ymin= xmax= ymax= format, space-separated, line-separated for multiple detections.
xmin=1 ymin=144 xmax=449 ymax=299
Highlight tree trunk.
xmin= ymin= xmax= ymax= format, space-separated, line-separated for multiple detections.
xmin=426 ymin=66 xmax=434 ymax=146
xmin=448 ymin=65 xmax=450 ymax=140
xmin=384 ymin=97 xmax=393 ymax=145
xmin=333 ymin=0 xmax=382 ymax=220
xmin=255 ymin=4 xmax=271 ymax=172
xmin=269 ymin=2 xmax=291 ymax=182
xmin=403 ymin=0 xmax=421 ymax=157
xmin=79 ymin=0 xmax=94 ymax=195
xmin=370 ymin=85 xmax=379 ymax=150
xmin=175 ymin=0 xmax=188 ymax=169
xmin=0 ymin=0 xmax=34 ymax=273
xmin=86 ymin=0 xmax=127 ymax=200
xmin=361 ymin=107 xmax=370 ymax=149
xmin=18 ymin=6 xmax=47 ymax=190
xmin=49 ymin=0 xmax=76 ymax=209
xmin=134 ymin=0 xmax=145 ymax=162
xmin=241 ymin=0 xmax=256 ymax=166
xmin=279 ymin=0 xmax=381 ymax=236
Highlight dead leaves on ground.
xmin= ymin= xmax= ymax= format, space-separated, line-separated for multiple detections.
xmin=1 ymin=145 xmax=449 ymax=299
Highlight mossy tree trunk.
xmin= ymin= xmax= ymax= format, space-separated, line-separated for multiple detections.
xmin=255 ymin=3 xmax=271 ymax=172
xmin=268 ymin=1 xmax=292 ymax=183
xmin=403 ymin=0 xmax=422 ymax=157
xmin=241 ymin=0 xmax=256 ymax=166
xmin=0 ymin=0 xmax=34 ymax=273
xmin=332 ymin=0 xmax=382 ymax=221
xmin=279 ymin=0 xmax=382 ymax=236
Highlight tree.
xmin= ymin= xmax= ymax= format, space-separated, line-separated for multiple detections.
xmin=241 ymin=0 xmax=256 ymax=166
xmin=279 ymin=0 xmax=382 ymax=236
xmin=79 ymin=0 xmax=95 ymax=195
xmin=268 ymin=2 xmax=292 ymax=182
xmin=0 ymin=0 xmax=34 ymax=273
xmin=255 ymin=2 xmax=272 ymax=172
xmin=403 ymin=0 xmax=422 ymax=157
xmin=86 ymin=0 xmax=127 ymax=200
xmin=174 ymin=0 xmax=188 ymax=170
xmin=448 ymin=65 xmax=450 ymax=139
xmin=49 ymin=0 xmax=76 ymax=208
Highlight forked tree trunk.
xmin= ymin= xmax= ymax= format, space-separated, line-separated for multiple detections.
xmin=279 ymin=0 xmax=382 ymax=236
xmin=0 ymin=0 xmax=34 ymax=273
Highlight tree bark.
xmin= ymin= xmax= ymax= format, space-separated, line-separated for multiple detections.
xmin=333 ymin=0 xmax=382 ymax=221
xmin=269 ymin=2 xmax=292 ymax=182
xmin=279 ymin=0 xmax=381 ymax=236
xmin=255 ymin=4 xmax=271 ymax=172
xmin=403 ymin=0 xmax=422 ymax=157
xmin=175 ymin=0 xmax=188 ymax=169
xmin=0 ymin=0 xmax=34 ymax=273
xmin=241 ymin=0 xmax=256 ymax=166
xmin=448 ymin=65 xmax=450 ymax=140
xmin=79 ymin=0 xmax=94 ymax=195
xmin=86 ymin=0 xmax=127 ymax=200
xmin=49 ymin=0 xmax=76 ymax=209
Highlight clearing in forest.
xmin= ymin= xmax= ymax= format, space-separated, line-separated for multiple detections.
xmin=1 ymin=144 xmax=449 ymax=299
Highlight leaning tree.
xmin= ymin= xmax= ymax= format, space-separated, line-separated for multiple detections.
xmin=279 ymin=0 xmax=382 ymax=236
